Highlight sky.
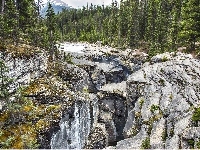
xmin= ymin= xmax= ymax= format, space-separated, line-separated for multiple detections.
xmin=44 ymin=0 xmax=120 ymax=8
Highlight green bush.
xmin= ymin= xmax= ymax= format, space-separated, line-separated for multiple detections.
xmin=139 ymin=98 xmax=144 ymax=109
xmin=161 ymin=128 xmax=168 ymax=141
xmin=161 ymin=56 xmax=168 ymax=62
xmin=192 ymin=107 xmax=200 ymax=126
xmin=150 ymin=104 xmax=160 ymax=113
xmin=196 ymin=139 xmax=200 ymax=149
xmin=192 ymin=107 xmax=200 ymax=122
xmin=141 ymin=137 xmax=151 ymax=149
xmin=158 ymin=78 xmax=165 ymax=86
xmin=187 ymin=139 xmax=194 ymax=149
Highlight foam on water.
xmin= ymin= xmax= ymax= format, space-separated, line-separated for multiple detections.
xmin=57 ymin=42 xmax=87 ymax=53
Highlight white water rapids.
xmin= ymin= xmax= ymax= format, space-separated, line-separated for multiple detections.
xmin=56 ymin=42 xmax=87 ymax=53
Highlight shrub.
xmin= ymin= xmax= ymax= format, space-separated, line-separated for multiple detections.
xmin=192 ymin=107 xmax=200 ymax=122
xmin=141 ymin=137 xmax=150 ymax=149
xmin=161 ymin=128 xmax=168 ymax=141
xmin=192 ymin=107 xmax=200 ymax=126
xmin=161 ymin=56 xmax=168 ymax=62
xmin=139 ymin=98 xmax=144 ymax=109
xmin=150 ymin=104 xmax=160 ymax=113
xmin=196 ymin=139 xmax=200 ymax=149
xmin=158 ymin=78 xmax=165 ymax=86
xmin=187 ymin=139 xmax=194 ymax=149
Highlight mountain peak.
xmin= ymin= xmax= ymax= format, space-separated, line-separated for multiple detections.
xmin=40 ymin=0 xmax=71 ymax=17
xmin=47 ymin=0 xmax=68 ymax=7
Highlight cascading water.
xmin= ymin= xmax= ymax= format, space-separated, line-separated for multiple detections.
xmin=91 ymin=95 xmax=99 ymax=127
xmin=50 ymin=42 xmax=132 ymax=149
xmin=51 ymin=100 xmax=91 ymax=149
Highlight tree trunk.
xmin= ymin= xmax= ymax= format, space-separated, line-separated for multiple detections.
xmin=1 ymin=0 xmax=5 ymax=14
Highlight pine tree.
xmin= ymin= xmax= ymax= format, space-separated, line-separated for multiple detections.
xmin=0 ymin=0 xmax=5 ymax=14
xmin=170 ymin=0 xmax=182 ymax=51
xmin=145 ymin=0 xmax=159 ymax=54
xmin=138 ymin=0 xmax=148 ymax=41
xmin=46 ymin=2 xmax=57 ymax=59
xmin=118 ymin=0 xmax=129 ymax=47
xmin=3 ymin=0 xmax=19 ymax=43
xmin=128 ymin=0 xmax=140 ymax=48
xmin=157 ymin=0 xmax=171 ymax=52
xmin=29 ymin=0 xmax=46 ymax=47
xmin=16 ymin=0 xmax=36 ymax=30
xmin=180 ymin=0 xmax=200 ymax=51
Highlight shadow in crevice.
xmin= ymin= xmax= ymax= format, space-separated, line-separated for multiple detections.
xmin=98 ymin=92 xmax=128 ymax=147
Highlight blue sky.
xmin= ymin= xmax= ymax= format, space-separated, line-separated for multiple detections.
xmin=43 ymin=0 xmax=120 ymax=8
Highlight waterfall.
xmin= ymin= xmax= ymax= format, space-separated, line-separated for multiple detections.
xmin=92 ymin=95 xmax=99 ymax=127
xmin=51 ymin=100 xmax=91 ymax=149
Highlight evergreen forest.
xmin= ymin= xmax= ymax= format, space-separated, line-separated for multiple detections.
xmin=0 ymin=0 xmax=200 ymax=56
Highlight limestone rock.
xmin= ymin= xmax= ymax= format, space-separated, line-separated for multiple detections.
xmin=124 ymin=52 xmax=200 ymax=149
xmin=98 ymin=91 xmax=127 ymax=144
xmin=0 ymin=51 xmax=48 ymax=92
xmin=57 ymin=63 xmax=96 ymax=92
xmin=116 ymin=125 xmax=148 ymax=149
xmin=85 ymin=123 xmax=108 ymax=149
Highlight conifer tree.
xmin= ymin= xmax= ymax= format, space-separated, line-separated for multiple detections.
xmin=180 ymin=0 xmax=200 ymax=51
xmin=128 ymin=0 xmax=140 ymax=48
xmin=170 ymin=0 xmax=182 ymax=51
xmin=0 ymin=0 xmax=5 ymax=14
xmin=16 ymin=0 xmax=36 ymax=30
xmin=30 ymin=0 xmax=46 ymax=47
xmin=118 ymin=0 xmax=129 ymax=47
xmin=46 ymin=2 xmax=57 ymax=59
xmin=157 ymin=0 xmax=171 ymax=52
xmin=138 ymin=0 xmax=148 ymax=41
xmin=145 ymin=0 xmax=159 ymax=54
xmin=3 ymin=0 xmax=18 ymax=43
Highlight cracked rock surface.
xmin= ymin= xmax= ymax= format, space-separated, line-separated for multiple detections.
xmin=120 ymin=52 xmax=200 ymax=149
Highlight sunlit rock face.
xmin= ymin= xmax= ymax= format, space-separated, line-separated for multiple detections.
xmin=121 ymin=52 xmax=200 ymax=149
xmin=0 ymin=51 xmax=48 ymax=92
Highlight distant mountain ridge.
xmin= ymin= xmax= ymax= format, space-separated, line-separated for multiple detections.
xmin=40 ymin=0 xmax=71 ymax=17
